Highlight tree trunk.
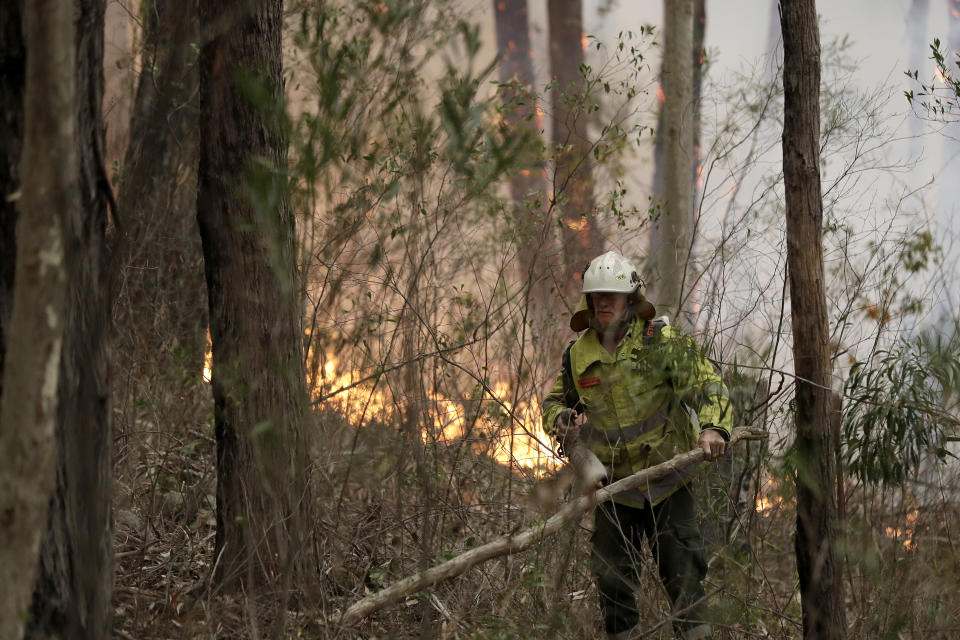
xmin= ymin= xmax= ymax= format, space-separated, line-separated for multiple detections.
xmin=492 ymin=0 xmax=553 ymax=305
xmin=548 ymin=0 xmax=603 ymax=293
xmin=113 ymin=0 xmax=205 ymax=385
xmin=28 ymin=0 xmax=114 ymax=637
xmin=0 ymin=1 xmax=72 ymax=636
xmin=197 ymin=0 xmax=311 ymax=602
xmin=780 ymin=2 xmax=847 ymax=638
xmin=653 ymin=0 xmax=694 ymax=324
xmin=0 ymin=0 xmax=25 ymax=406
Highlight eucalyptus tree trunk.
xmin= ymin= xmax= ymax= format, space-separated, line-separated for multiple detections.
xmin=780 ymin=1 xmax=847 ymax=638
xmin=492 ymin=0 xmax=553 ymax=308
xmin=548 ymin=0 xmax=603 ymax=293
xmin=653 ymin=0 xmax=694 ymax=324
xmin=28 ymin=0 xmax=114 ymax=637
xmin=0 ymin=0 xmax=25 ymax=405
xmin=114 ymin=0 xmax=205 ymax=385
xmin=0 ymin=1 xmax=71 ymax=636
xmin=197 ymin=0 xmax=311 ymax=603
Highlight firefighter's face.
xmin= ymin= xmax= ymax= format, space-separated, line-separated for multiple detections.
xmin=591 ymin=292 xmax=629 ymax=329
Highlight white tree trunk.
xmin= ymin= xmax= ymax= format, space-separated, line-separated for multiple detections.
xmin=656 ymin=0 xmax=695 ymax=324
xmin=0 ymin=0 xmax=73 ymax=636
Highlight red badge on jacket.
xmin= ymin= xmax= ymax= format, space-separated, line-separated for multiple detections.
xmin=578 ymin=376 xmax=600 ymax=388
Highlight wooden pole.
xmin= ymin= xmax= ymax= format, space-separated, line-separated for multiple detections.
xmin=339 ymin=426 xmax=768 ymax=626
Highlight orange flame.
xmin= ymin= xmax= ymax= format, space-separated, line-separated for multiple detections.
xmin=883 ymin=509 xmax=919 ymax=550
xmin=202 ymin=331 xmax=213 ymax=383
xmin=313 ymin=355 xmax=560 ymax=474
xmin=581 ymin=33 xmax=589 ymax=52
xmin=753 ymin=474 xmax=784 ymax=515
xmin=656 ymin=86 xmax=665 ymax=105
xmin=754 ymin=495 xmax=783 ymax=514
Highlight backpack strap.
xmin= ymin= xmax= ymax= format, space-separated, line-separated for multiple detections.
xmin=560 ymin=340 xmax=582 ymax=411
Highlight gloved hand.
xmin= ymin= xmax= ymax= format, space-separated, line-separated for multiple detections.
xmin=554 ymin=408 xmax=585 ymax=447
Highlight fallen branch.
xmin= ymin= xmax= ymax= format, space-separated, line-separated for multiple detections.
xmin=338 ymin=426 xmax=768 ymax=626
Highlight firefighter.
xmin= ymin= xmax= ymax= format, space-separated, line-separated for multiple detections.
xmin=541 ymin=251 xmax=732 ymax=640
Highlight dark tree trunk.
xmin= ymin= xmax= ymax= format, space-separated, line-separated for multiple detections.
xmin=197 ymin=0 xmax=311 ymax=602
xmin=23 ymin=0 xmax=114 ymax=638
xmin=548 ymin=0 xmax=603 ymax=293
xmin=113 ymin=0 xmax=205 ymax=385
xmin=0 ymin=0 xmax=25 ymax=405
xmin=492 ymin=0 xmax=553 ymax=303
xmin=780 ymin=1 xmax=847 ymax=638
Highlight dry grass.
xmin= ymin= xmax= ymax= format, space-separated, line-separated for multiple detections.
xmin=110 ymin=389 xmax=960 ymax=638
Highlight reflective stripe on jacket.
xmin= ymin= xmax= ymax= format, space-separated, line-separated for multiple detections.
xmin=542 ymin=317 xmax=732 ymax=507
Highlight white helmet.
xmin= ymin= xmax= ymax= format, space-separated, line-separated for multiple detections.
xmin=581 ymin=251 xmax=642 ymax=294
xmin=570 ymin=251 xmax=655 ymax=331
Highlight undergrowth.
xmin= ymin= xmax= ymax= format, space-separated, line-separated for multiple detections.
xmin=111 ymin=387 xmax=960 ymax=638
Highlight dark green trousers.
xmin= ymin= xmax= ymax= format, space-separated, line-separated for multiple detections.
xmin=591 ymin=485 xmax=710 ymax=635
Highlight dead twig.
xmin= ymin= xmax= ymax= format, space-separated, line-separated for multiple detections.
xmin=338 ymin=426 xmax=769 ymax=626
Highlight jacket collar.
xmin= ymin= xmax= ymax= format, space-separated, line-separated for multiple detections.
xmin=570 ymin=318 xmax=642 ymax=377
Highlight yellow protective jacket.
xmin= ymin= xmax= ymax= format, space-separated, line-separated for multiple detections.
xmin=542 ymin=316 xmax=732 ymax=507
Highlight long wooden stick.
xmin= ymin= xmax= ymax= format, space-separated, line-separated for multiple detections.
xmin=339 ymin=427 xmax=768 ymax=626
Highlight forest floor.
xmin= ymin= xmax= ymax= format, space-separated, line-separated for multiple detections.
xmin=109 ymin=387 xmax=960 ymax=639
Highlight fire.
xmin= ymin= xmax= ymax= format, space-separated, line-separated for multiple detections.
xmin=202 ymin=331 xmax=212 ymax=383
xmin=313 ymin=356 xmax=391 ymax=423
xmin=313 ymin=355 xmax=561 ymax=475
xmin=565 ymin=217 xmax=588 ymax=232
xmin=581 ymin=33 xmax=589 ymax=52
xmin=753 ymin=474 xmax=785 ymax=515
xmin=884 ymin=526 xmax=916 ymax=550
xmin=754 ymin=495 xmax=783 ymax=514
xmin=883 ymin=509 xmax=919 ymax=550
xmin=656 ymin=86 xmax=665 ymax=105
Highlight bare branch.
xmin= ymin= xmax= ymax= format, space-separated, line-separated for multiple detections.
xmin=337 ymin=426 xmax=769 ymax=626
